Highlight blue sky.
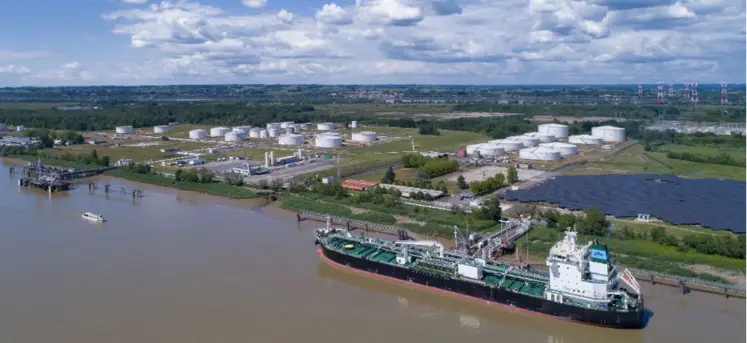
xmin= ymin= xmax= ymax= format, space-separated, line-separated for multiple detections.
xmin=0 ymin=0 xmax=744 ymax=86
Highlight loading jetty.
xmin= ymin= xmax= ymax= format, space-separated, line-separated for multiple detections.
xmin=13 ymin=160 xmax=117 ymax=193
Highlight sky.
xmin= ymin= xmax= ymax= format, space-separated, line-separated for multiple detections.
xmin=0 ymin=0 xmax=744 ymax=86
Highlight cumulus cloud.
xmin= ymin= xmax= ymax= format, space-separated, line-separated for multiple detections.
xmin=0 ymin=65 xmax=31 ymax=75
xmin=3 ymin=0 xmax=742 ymax=85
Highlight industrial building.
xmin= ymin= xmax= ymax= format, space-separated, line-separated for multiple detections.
xmin=189 ymin=129 xmax=207 ymax=139
xmin=568 ymin=134 xmax=603 ymax=145
xmin=315 ymin=133 xmax=343 ymax=147
xmin=537 ymin=123 xmax=569 ymax=139
xmin=317 ymin=122 xmax=335 ymax=131
xmin=522 ymin=132 xmax=555 ymax=143
xmin=538 ymin=142 xmax=578 ymax=156
xmin=351 ymin=131 xmax=378 ymax=142
xmin=116 ymin=125 xmax=134 ymax=134
xmin=488 ymin=139 xmax=523 ymax=152
xmin=342 ymin=179 xmax=379 ymax=191
xmin=210 ymin=127 xmax=229 ymax=137
xmin=519 ymin=146 xmax=562 ymax=161
xmin=378 ymin=183 xmax=445 ymax=198
xmin=278 ymin=134 xmax=305 ymax=146
xmin=154 ymin=125 xmax=170 ymax=134
xmin=465 ymin=143 xmax=505 ymax=157
xmin=591 ymin=126 xmax=626 ymax=142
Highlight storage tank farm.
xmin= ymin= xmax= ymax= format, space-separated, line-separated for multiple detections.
xmin=537 ymin=123 xmax=569 ymax=140
xmin=210 ymin=127 xmax=229 ymax=137
xmin=317 ymin=122 xmax=335 ymax=131
xmin=506 ymin=135 xmax=540 ymax=148
xmin=466 ymin=143 xmax=505 ymax=157
xmin=189 ymin=129 xmax=207 ymax=139
xmin=116 ymin=125 xmax=133 ymax=134
xmin=519 ymin=146 xmax=562 ymax=161
xmin=278 ymin=134 xmax=305 ymax=146
xmin=154 ymin=125 xmax=170 ymax=134
xmin=315 ymin=132 xmax=343 ymax=147
xmin=568 ymin=134 xmax=603 ymax=145
xmin=248 ymin=127 xmax=261 ymax=138
xmin=488 ymin=139 xmax=523 ymax=152
xmin=538 ymin=142 xmax=578 ymax=156
xmin=351 ymin=131 xmax=378 ymax=143
xmin=591 ymin=126 xmax=626 ymax=142
xmin=522 ymin=132 xmax=555 ymax=143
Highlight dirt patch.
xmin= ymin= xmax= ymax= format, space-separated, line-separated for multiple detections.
xmin=350 ymin=207 xmax=369 ymax=214
xmin=686 ymin=264 xmax=745 ymax=287
xmin=394 ymin=215 xmax=424 ymax=225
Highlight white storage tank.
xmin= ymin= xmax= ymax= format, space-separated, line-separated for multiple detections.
xmin=268 ymin=128 xmax=280 ymax=138
xmin=259 ymin=129 xmax=269 ymax=138
xmin=465 ymin=143 xmax=505 ymax=157
xmin=568 ymin=134 xmax=603 ymax=145
xmin=249 ymin=127 xmax=261 ymax=138
xmin=537 ymin=123 xmax=569 ymax=139
xmin=351 ymin=131 xmax=378 ymax=143
xmin=539 ymin=142 xmax=578 ymax=156
xmin=285 ymin=127 xmax=295 ymax=134
xmin=315 ymin=133 xmax=343 ymax=147
xmin=280 ymin=122 xmax=295 ymax=129
xmin=116 ymin=125 xmax=133 ymax=134
xmin=350 ymin=121 xmax=358 ymax=128
xmin=232 ymin=126 xmax=250 ymax=134
xmin=210 ymin=127 xmax=229 ymax=137
xmin=267 ymin=123 xmax=281 ymax=130
xmin=279 ymin=134 xmax=305 ymax=146
xmin=189 ymin=129 xmax=207 ymax=139
xmin=153 ymin=125 xmax=170 ymax=134
xmin=519 ymin=147 xmax=562 ymax=161
xmin=522 ymin=132 xmax=555 ymax=143
xmin=488 ymin=139 xmax=524 ymax=152
xmin=317 ymin=122 xmax=335 ymax=131
xmin=509 ymin=135 xmax=540 ymax=148
xmin=591 ymin=125 xmax=625 ymax=142
xmin=225 ymin=132 xmax=244 ymax=142
xmin=300 ymin=123 xmax=311 ymax=130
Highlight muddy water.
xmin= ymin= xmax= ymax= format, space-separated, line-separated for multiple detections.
xmin=0 ymin=160 xmax=744 ymax=343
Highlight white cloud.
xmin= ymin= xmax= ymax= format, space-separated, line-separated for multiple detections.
xmin=2 ymin=0 xmax=744 ymax=85
xmin=63 ymin=62 xmax=81 ymax=69
xmin=0 ymin=65 xmax=31 ymax=75
xmin=122 ymin=0 xmax=149 ymax=4
xmin=242 ymin=0 xmax=267 ymax=9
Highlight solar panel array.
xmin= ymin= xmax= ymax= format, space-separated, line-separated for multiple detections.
xmin=500 ymin=174 xmax=746 ymax=233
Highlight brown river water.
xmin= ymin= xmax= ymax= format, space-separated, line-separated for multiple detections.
xmin=0 ymin=160 xmax=744 ymax=343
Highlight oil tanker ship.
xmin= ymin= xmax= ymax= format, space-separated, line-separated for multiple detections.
xmin=314 ymin=224 xmax=645 ymax=329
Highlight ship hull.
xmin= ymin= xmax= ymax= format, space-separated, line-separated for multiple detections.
xmin=319 ymin=244 xmax=644 ymax=329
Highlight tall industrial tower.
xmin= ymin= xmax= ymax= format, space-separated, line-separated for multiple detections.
xmin=656 ymin=82 xmax=664 ymax=104
xmin=720 ymin=82 xmax=728 ymax=105
xmin=667 ymin=83 xmax=674 ymax=98
xmin=690 ymin=80 xmax=699 ymax=105
xmin=683 ymin=82 xmax=690 ymax=99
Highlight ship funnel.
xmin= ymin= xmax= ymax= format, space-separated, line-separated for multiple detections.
xmin=620 ymin=268 xmax=641 ymax=294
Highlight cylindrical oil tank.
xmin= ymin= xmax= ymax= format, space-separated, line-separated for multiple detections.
xmin=488 ymin=139 xmax=523 ymax=152
xmin=259 ymin=130 xmax=269 ymax=138
xmin=266 ymin=123 xmax=281 ymax=130
xmin=280 ymin=122 xmax=295 ymax=129
xmin=591 ymin=126 xmax=625 ymax=142
xmin=351 ymin=131 xmax=378 ymax=142
xmin=249 ymin=127 xmax=261 ymax=138
xmin=300 ymin=123 xmax=311 ymax=130
xmin=508 ymin=135 xmax=539 ymax=148
xmin=351 ymin=121 xmax=358 ymax=128
xmin=568 ymin=134 xmax=603 ymax=145
xmin=210 ymin=127 xmax=229 ymax=137
xmin=268 ymin=128 xmax=280 ymax=138
xmin=153 ymin=125 xmax=170 ymax=134
xmin=279 ymin=134 xmax=305 ymax=146
xmin=465 ymin=143 xmax=505 ymax=157
xmin=522 ymin=132 xmax=555 ymax=143
xmin=519 ymin=147 xmax=562 ymax=161
xmin=539 ymin=142 xmax=578 ymax=156
xmin=315 ymin=133 xmax=343 ymax=147
xmin=317 ymin=122 xmax=335 ymax=131
xmin=233 ymin=126 xmax=250 ymax=134
xmin=116 ymin=125 xmax=133 ymax=134
xmin=537 ymin=123 xmax=569 ymax=139
xmin=285 ymin=127 xmax=295 ymax=134
xmin=225 ymin=132 xmax=244 ymax=142
xmin=189 ymin=129 xmax=207 ymax=139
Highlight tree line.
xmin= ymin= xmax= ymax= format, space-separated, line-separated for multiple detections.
xmin=400 ymin=153 xmax=459 ymax=178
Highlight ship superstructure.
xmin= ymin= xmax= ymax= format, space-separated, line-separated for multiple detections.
xmin=315 ymin=224 xmax=644 ymax=328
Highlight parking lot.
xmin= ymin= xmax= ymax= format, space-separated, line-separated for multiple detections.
xmin=243 ymin=159 xmax=336 ymax=183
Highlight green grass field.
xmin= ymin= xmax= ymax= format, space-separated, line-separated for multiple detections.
xmin=572 ymin=144 xmax=745 ymax=180
xmin=349 ymin=129 xmax=489 ymax=154
xmin=315 ymin=103 xmax=454 ymax=117
xmin=48 ymin=142 xmax=212 ymax=163
xmin=611 ymin=218 xmax=737 ymax=238
xmin=656 ymin=144 xmax=745 ymax=162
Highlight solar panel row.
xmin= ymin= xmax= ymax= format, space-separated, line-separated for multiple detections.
xmin=499 ymin=174 xmax=746 ymax=233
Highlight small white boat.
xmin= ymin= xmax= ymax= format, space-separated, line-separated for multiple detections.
xmin=82 ymin=212 xmax=106 ymax=223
